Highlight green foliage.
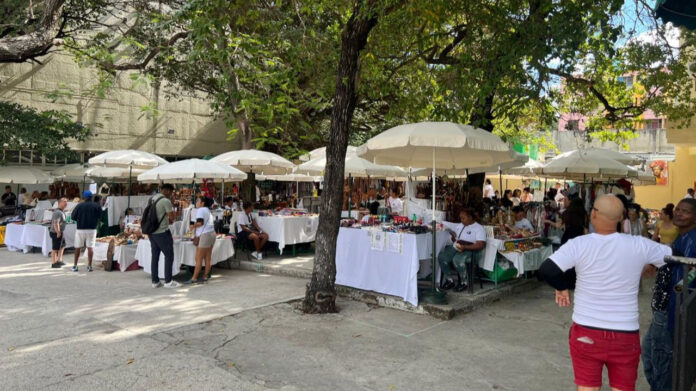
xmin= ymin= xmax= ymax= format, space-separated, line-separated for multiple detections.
xmin=0 ymin=101 xmax=92 ymax=163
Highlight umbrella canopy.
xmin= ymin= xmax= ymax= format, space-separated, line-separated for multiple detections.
xmin=0 ymin=166 xmax=54 ymax=184
xmin=87 ymin=166 xmax=146 ymax=183
xmin=504 ymin=159 xmax=545 ymax=177
xmin=628 ymin=167 xmax=657 ymax=185
xmin=50 ymin=163 xmax=96 ymax=183
xmin=578 ymin=147 xmax=643 ymax=166
xmin=88 ymin=149 xmax=168 ymax=169
xmin=357 ymin=122 xmax=513 ymax=169
xmin=410 ymin=152 xmax=528 ymax=179
xmin=534 ymin=150 xmax=634 ymax=180
xmin=210 ymin=149 xmax=295 ymax=175
xmin=299 ymin=146 xmax=358 ymax=162
xmin=257 ymin=173 xmax=322 ymax=182
xmin=296 ymin=153 xmax=407 ymax=179
xmin=138 ymin=159 xmax=247 ymax=183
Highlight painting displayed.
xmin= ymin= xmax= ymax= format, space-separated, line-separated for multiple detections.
xmin=649 ymin=160 xmax=669 ymax=186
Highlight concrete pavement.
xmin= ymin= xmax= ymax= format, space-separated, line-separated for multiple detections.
xmin=1 ymin=248 xmax=655 ymax=390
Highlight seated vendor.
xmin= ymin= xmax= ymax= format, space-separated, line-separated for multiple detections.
xmin=120 ymin=208 xmax=139 ymax=230
xmin=387 ymin=189 xmax=403 ymax=216
xmin=438 ymin=208 xmax=487 ymax=292
xmin=511 ymin=206 xmax=535 ymax=231
xmin=236 ymin=202 xmax=269 ymax=260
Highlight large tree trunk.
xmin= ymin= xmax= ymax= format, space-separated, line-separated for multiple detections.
xmin=0 ymin=0 xmax=65 ymax=63
xmin=237 ymin=118 xmax=253 ymax=150
xmin=302 ymin=2 xmax=378 ymax=314
xmin=467 ymin=92 xmax=496 ymax=206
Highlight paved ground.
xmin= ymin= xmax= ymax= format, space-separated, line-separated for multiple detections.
xmin=1 ymin=248 xmax=655 ymax=390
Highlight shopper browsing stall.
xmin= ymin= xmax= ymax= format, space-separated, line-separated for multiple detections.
xmin=437 ymin=208 xmax=487 ymax=292
xmin=146 ymin=184 xmax=180 ymax=288
xmin=511 ymin=206 xmax=535 ymax=232
xmin=71 ymin=191 xmax=102 ymax=272
xmin=186 ymin=196 xmax=216 ymax=284
xmin=49 ymin=197 xmax=68 ymax=268
xmin=387 ymin=188 xmax=403 ymax=216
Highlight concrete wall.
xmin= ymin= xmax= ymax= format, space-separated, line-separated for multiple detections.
xmin=0 ymin=51 xmax=241 ymax=162
xmin=550 ymin=129 xmax=674 ymax=157
xmin=634 ymin=145 xmax=696 ymax=209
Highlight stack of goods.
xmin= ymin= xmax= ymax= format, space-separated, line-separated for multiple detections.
xmin=97 ymin=232 xmax=140 ymax=246
xmin=500 ymin=237 xmax=549 ymax=253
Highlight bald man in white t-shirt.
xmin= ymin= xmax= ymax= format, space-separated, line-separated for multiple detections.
xmin=539 ymin=195 xmax=671 ymax=391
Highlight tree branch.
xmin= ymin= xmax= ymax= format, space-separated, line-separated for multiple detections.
xmin=0 ymin=0 xmax=66 ymax=63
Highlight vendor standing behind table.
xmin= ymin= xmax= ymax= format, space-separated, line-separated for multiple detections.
xmin=511 ymin=206 xmax=535 ymax=232
xmin=438 ymin=208 xmax=487 ymax=292
xmin=2 ymin=186 xmax=16 ymax=206
xmin=386 ymin=188 xmax=403 ymax=216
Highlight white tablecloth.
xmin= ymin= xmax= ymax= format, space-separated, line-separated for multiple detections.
xmin=336 ymin=227 xmax=449 ymax=307
xmin=341 ymin=211 xmax=360 ymax=219
xmin=496 ymin=245 xmax=553 ymax=276
xmin=105 ymin=196 xmax=152 ymax=226
xmin=404 ymin=200 xmax=446 ymax=222
xmin=255 ymin=215 xmax=319 ymax=254
xmin=5 ymin=223 xmax=76 ymax=257
xmin=138 ymin=237 xmax=234 ymax=279
xmin=51 ymin=201 xmax=78 ymax=211
xmin=92 ymin=242 xmax=139 ymax=272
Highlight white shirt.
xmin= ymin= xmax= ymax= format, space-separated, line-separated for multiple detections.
xmin=511 ymin=197 xmax=521 ymax=206
xmin=483 ymin=184 xmax=494 ymax=199
xmin=550 ymin=233 xmax=671 ymax=331
xmin=686 ymin=193 xmax=694 ymax=199
xmin=236 ymin=212 xmax=255 ymax=233
xmin=388 ymin=197 xmax=403 ymax=215
xmin=195 ymin=207 xmax=215 ymax=236
xmin=515 ymin=218 xmax=534 ymax=231
xmin=554 ymin=192 xmax=565 ymax=205
xmin=454 ymin=222 xmax=487 ymax=243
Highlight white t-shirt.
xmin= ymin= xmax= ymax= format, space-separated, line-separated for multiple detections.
xmin=515 ymin=218 xmax=534 ymax=231
xmin=511 ymin=197 xmax=521 ymax=206
xmin=483 ymin=184 xmax=495 ymax=199
xmin=195 ymin=207 xmax=215 ymax=236
xmin=236 ymin=212 xmax=255 ymax=233
xmin=686 ymin=193 xmax=694 ymax=199
xmin=454 ymin=222 xmax=487 ymax=243
xmin=388 ymin=197 xmax=403 ymax=215
xmin=550 ymin=233 xmax=671 ymax=331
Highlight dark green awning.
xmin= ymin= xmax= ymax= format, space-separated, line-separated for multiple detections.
xmin=655 ymin=0 xmax=696 ymax=30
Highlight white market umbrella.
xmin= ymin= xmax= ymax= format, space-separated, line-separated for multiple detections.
xmin=300 ymin=146 xmax=358 ymax=162
xmin=0 ymin=166 xmax=54 ymax=184
xmin=504 ymin=159 xmax=545 ymax=177
xmin=138 ymin=159 xmax=247 ymax=183
xmin=358 ymin=121 xmax=514 ymax=301
xmin=88 ymin=166 xmax=147 ymax=183
xmin=211 ymin=149 xmax=295 ymax=175
xmin=51 ymin=163 xmax=95 ymax=184
xmin=297 ymin=153 xmax=407 ymax=179
xmin=257 ymin=173 xmax=321 ymax=182
xmin=535 ymin=150 xmax=634 ymax=180
xmin=88 ymin=149 xmax=168 ymax=169
xmin=579 ymin=147 xmax=643 ymax=166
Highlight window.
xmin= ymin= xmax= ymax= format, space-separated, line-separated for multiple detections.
xmin=644 ymin=119 xmax=663 ymax=130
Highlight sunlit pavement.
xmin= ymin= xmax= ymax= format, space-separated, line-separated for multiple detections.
xmin=0 ymin=248 xmax=653 ymax=390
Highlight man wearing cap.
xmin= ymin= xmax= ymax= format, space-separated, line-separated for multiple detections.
xmin=71 ymin=191 xmax=103 ymax=272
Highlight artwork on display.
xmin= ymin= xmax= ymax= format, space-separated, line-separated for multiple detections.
xmin=648 ymin=160 xmax=669 ymax=186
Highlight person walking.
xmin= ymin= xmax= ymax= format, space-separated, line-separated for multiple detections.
xmin=49 ymin=197 xmax=68 ymax=268
xmin=651 ymin=203 xmax=679 ymax=245
xmin=538 ymin=194 xmax=672 ymax=391
xmin=185 ymin=196 xmax=216 ymax=284
xmin=149 ymin=184 xmax=180 ymax=288
xmin=71 ymin=191 xmax=102 ymax=272
xmin=642 ymin=198 xmax=696 ymax=391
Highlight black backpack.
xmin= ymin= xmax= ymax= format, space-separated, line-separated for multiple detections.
xmin=141 ymin=196 xmax=166 ymax=235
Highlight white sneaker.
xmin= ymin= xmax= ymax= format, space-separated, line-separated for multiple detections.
xmin=163 ymin=281 xmax=181 ymax=288
xmin=251 ymin=251 xmax=258 ymax=259
xmin=152 ymin=282 xmax=163 ymax=288
xmin=256 ymin=252 xmax=263 ymax=260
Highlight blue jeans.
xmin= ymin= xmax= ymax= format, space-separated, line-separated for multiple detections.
xmin=642 ymin=310 xmax=673 ymax=391
xmin=150 ymin=230 xmax=174 ymax=284
xmin=437 ymin=245 xmax=472 ymax=282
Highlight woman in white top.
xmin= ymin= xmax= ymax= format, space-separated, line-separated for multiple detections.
xmin=186 ymin=196 xmax=217 ymax=284
xmin=387 ymin=189 xmax=403 ymax=216
xmin=511 ymin=189 xmax=522 ymax=206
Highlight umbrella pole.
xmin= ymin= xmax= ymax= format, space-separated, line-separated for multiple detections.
xmin=221 ymin=180 xmax=225 ymax=206
xmin=499 ymin=168 xmax=503 ymax=200
xmin=420 ymin=147 xmax=446 ymax=304
xmin=127 ymin=166 xmax=132 ymax=211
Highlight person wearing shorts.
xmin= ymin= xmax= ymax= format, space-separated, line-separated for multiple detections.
xmin=71 ymin=191 xmax=103 ymax=272
xmin=539 ymin=195 xmax=672 ymax=391
xmin=49 ymin=197 xmax=68 ymax=268
xmin=185 ymin=196 xmax=216 ymax=284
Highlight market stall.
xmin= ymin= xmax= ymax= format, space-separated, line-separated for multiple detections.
xmin=230 ymin=210 xmax=319 ymax=254
xmin=92 ymin=240 xmax=139 ymax=272
xmin=4 ymin=222 xmax=76 ymax=257
xmin=336 ymin=226 xmax=451 ymax=306
xmin=137 ymin=236 xmax=234 ymax=279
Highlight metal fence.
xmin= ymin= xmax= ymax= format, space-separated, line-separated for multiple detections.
xmin=665 ymin=255 xmax=696 ymax=391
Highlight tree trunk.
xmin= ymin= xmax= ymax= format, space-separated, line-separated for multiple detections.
xmin=468 ymin=92 xmax=496 ymax=206
xmin=238 ymin=118 xmax=253 ymax=150
xmin=0 ymin=0 xmax=65 ymax=63
xmin=302 ymin=2 xmax=378 ymax=314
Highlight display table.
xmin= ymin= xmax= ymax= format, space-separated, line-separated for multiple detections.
xmin=231 ymin=212 xmax=319 ymax=254
xmin=485 ymin=238 xmax=553 ymax=276
xmin=341 ymin=210 xmax=360 ymax=219
xmin=4 ymin=223 xmax=76 ymax=257
xmin=138 ymin=237 xmax=234 ymax=279
xmin=336 ymin=227 xmax=450 ymax=307
xmin=92 ymin=242 xmax=139 ymax=272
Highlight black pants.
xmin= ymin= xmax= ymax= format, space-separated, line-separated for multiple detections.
xmin=150 ymin=230 xmax=174 ymax=283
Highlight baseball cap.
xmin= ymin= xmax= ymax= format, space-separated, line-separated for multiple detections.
xmin=83 ymin=190 xmax=93 ymax=198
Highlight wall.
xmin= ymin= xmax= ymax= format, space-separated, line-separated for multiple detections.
xmin=551 ymin=129 xmax=674 ymax=157
xmin=634 ymin=148 xmax=696 ymax=210
xmin=0 ymin=51 xmax=241 ymax=161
